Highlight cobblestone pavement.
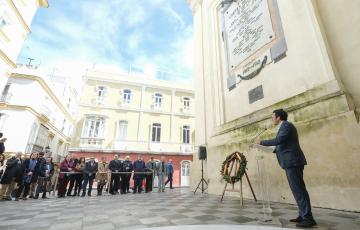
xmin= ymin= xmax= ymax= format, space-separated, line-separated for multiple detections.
xmin=0 ymin=188 xmax=359 ymax=230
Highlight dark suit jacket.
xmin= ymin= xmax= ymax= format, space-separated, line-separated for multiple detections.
xmin=83 ymin=161 xmax=98 ymax=178
xmin=260 ymin=121 xmax=307 ymax=169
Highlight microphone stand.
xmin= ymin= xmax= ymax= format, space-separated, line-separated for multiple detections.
xmin=250 ymin=128 xmax=268 ymax=144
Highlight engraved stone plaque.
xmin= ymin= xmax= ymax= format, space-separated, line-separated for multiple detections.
xmin=224 ymin=0 xmax=275 ymax=69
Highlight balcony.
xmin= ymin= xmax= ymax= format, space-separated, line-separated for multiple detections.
xmin=181 ymin=107 xmax=191 ymax=114
xmin=180 ymin=144 xmax=194 ymax=153
xmin=0 ymin=93 xmax=12 ymax=103
xmin=80 ymin=138 xmax=104 ymax=148
xmin=92 ymin=97 xmax=105 ymax=105
xmin=149 ymin=142 xmax=162 ymax=151
xmin=113 ymin=139 xmax=129 ymax=150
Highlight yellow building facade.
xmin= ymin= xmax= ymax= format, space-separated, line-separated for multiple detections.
xmin=71 ymin=69 xmax=195 ymax=155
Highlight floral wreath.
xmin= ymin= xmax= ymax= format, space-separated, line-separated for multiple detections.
xmin=220 ymin=152 xmax=247 ymax=184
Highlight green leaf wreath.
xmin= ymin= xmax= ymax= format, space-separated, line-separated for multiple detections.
xmin=220 ymin=152 xmax=247 ymax=184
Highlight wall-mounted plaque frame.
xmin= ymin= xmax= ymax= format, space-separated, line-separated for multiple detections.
xmin=221 ymin=0 xmax=287 ymax=90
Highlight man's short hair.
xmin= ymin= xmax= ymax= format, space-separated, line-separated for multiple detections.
xmin=273 ymin=109 xmax=288 ymax=121
xmin=0 ymin=133 xmax=3 ymax=138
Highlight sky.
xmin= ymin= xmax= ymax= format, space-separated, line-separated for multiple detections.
xmin=17 ymin=0 xmax=194 ymax=83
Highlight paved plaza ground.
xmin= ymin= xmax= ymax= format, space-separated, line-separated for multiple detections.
xmin=0 ymin=188 xmax=359 ymax=230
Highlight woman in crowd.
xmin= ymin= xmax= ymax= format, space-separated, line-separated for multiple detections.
xmin=96 ymin=157 xmax=108 ymax=196
xmin=58 ymin=154 xmax=74 ymax=198
xmin=73 ymin=157 xmax=85 ymax=196
xmin=35 ymin=156 xmax=54 ymax=199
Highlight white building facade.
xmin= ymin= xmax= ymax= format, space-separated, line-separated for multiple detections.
xmin=0 ymin=66 xmax=77 ymax=161
xmin=0 ymin=0 xmax=48 ymax=92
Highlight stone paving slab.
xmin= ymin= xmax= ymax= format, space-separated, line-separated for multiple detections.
xmin=0 ymin=188 xmax=359 ymax=230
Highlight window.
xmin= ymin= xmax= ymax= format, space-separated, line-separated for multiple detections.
xmin=182 ymin=125 xmax=191 ymax=144
xmin=96 ymin=86 xmax=106 ymax=104
xmin=117 ymin=120 xmax=128 ymax=140
xmin=82 ymin=116 xmax=105 ymax=138
xmin=67 ymin=98 xmax=71 ymax=108
xmin=154 ymin=93 xmax=162 ymax=108
xmin=0 ymin=17 xmax=6 ymax=30
xmin=183 ymin=97 xmax=190 ymax=111
xmin=61 ymin=119 xmax=66 ymax=132
xmin=151 ymin=123 xmax=161 ymax=142
xmin=123 ymin=89 xmax=132 ymax=104
xmin=97 ymin=86 xmax=106 ymax=97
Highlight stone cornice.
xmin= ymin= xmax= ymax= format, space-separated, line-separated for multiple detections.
xmin=213 ymin=80 xmax=351 ymax=138
xmin=37 ymin=0 xmax=49 ymax=8
xmin=7 ymin=0 xmax=31 ymax=33
xmin=84 ymin=76 xmax=194 ymax=94
xmin=0 ymin=48 xmax=16 ymax=68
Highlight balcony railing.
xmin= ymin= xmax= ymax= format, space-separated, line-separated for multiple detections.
xmin=80 ymin=138 xmax=104 ymax=148
xmin=180 ymin=144 xmax=194 ymax=153
xmin=114 ymin=140 xmax=195 ymax=153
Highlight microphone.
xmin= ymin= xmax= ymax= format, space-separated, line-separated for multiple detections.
xmin=250 ymin=128 xmax=268 ymax=144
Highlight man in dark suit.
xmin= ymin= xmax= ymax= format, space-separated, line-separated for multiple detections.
xmin=257 ymin=109 xmax=316 ymax=228
xmin=81 ymin=157 xmax=98 ymax=197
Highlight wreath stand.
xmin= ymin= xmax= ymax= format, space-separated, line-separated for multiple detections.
xmin=220 ymin=152 xmax=257 ymax=206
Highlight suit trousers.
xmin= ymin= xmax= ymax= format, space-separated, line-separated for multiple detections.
xmin=285 ymin=166 xmax=314 ymax=221
xmin=82 ymin=175 xmax=95 ymax=195
xmin=67 ymin=175 xmax=76 ymax=195
xmin=109 ymin=174 xmax=120 ymax=194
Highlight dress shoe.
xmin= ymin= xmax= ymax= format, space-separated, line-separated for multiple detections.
xmin=296 ymin=220 xmax=317 ymax=228
xmin=81 ymin=193 xmax=85 ymax=197
xmin=290 ymin=216 xmax=303 ymax=223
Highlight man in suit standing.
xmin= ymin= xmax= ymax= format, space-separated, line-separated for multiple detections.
xmin=109 ymin=155 xmax=122 ymax=195
xmin=133 ymin=155 xmax=145 ymax=193
xmin=146 ymin=156 xmax=157 ymax=191
xmin=257 ymin=109 xmax=316 ymax=228
xmin=81 ymin=157 xmax=98 ymax=197
xmin=156 ymin=156 xmax=167 ymax=193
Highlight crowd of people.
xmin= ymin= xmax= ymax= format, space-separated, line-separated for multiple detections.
xmin=0 ymin=133 xmax=174 ymax=201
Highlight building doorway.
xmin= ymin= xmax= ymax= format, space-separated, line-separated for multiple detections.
xmin=181 ymin=160 xmax=190 ymax=187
